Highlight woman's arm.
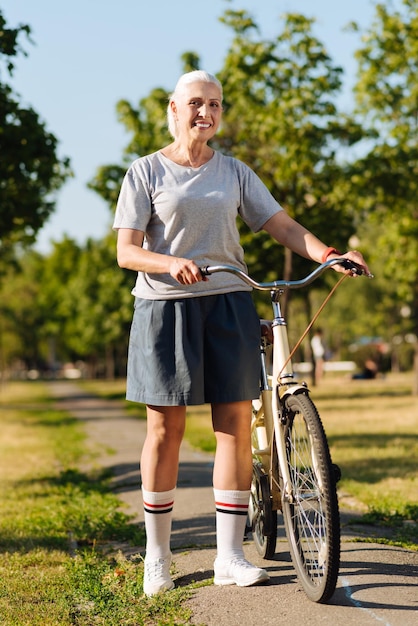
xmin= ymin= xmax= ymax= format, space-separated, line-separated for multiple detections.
xmin=262 ymin=211 xmax=371 ymax=275
xmin=116 ymin=228 xmax=205 ymax=285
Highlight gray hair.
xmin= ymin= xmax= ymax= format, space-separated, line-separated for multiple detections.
xmin=167 ymin=70 xmax=223 ymax=138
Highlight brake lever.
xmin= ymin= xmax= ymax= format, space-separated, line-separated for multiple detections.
xmin=337 ymin=258 xmax=374 ymax=278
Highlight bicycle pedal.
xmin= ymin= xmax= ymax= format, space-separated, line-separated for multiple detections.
xmin=332 ymin=464 xmax=342 ymax=483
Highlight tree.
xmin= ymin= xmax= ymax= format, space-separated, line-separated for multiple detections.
xmin=0 ymin=250 xmax=46 ymax=373
xmin=35 ymin=237 xmax=83 ymax=369
xmin=0 ymin=235 xmax=134 ymax=379
xmin=0 ymin=10 xmax=71 ymax=259
xmin=349 ymin=0 xmax=418 ymax=392
xmin=61 ymin=235 xmax=134 ymax=378
xmin=0 ymin=239 xmax=82 ymax=375
xmin=88 ymin=86 xmax=172 ymax=207
xmin=213 ymin=9 xmax=369 ymax=325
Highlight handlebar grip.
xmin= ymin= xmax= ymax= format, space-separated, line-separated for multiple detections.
xmin=337 ymin=259 xmax=365 ymax=276
xmin=200 ymin=266 xmax=210 ymax=277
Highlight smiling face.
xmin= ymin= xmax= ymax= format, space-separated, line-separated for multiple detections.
xmin=170 ymin=81 xmax=223 ymax=142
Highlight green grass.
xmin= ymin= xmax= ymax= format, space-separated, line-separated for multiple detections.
xmin=0 ymin=381 xmax=195 ymax=625
xmin=314 ymin=372 xmax=418 ymax=549
xmin=68 ymin=550 xmax=193 ymax=625
xmin=314 ymin=374 xmax=417 ymax=506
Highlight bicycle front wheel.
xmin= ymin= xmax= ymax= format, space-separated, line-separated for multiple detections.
xmin=280 ymin=391 xmax=340 ymax=603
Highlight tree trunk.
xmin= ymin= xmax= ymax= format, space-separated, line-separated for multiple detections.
xmin=413 ymin=343 xmax=418 ymax=396
xmin=105 ymin=345 xmax=115 ymax=380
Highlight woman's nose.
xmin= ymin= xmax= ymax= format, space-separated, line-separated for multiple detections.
xmin=198 ymin=103 xmax=210 ymax=117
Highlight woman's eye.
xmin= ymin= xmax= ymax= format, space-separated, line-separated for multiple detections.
xmin=188 ymin=100 xmax=220 ymax=107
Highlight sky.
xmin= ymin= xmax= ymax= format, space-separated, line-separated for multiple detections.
xmin=2 ymin=0 xmax=377 ymax=253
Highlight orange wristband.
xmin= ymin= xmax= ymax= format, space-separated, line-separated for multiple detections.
xmin=321 ymin=247 xmax=341 ymax=263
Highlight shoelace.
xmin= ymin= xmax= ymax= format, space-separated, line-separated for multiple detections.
xmin=229 ymin=558 xmax=256 ymax=570
xmin=145 ymin=558 xmax=169 ymax=581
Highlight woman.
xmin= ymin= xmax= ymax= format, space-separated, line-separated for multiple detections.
xmin=114 ymin=70 xmax=369 ymax=596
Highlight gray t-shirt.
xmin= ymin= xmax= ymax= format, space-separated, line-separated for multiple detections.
xmin=113 ymin=150 xmax=282 ymax=299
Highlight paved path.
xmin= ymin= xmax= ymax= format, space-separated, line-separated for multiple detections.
xmin=48 ymin=381 xmax=418 ymax=626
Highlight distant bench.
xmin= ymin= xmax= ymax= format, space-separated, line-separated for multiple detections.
xmin=293 ymin=361 xmax=356 ymax=373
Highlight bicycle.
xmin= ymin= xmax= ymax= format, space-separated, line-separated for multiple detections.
xmin=201 ymin=258 xmax=372 ymax=603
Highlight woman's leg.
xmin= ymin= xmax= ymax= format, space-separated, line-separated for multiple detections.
xmin=211 ymin=401 xmax=269 ymax=586
xmin=141 ymin=405 xmax=186 ymax=491
xmin=212 ymin=400 xmax=252 ymax=490
xmin=141 ymin=405 xmax=186 ymax=596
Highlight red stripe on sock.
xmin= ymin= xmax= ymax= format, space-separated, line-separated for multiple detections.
xmin=215 ymin=501 xmax=248 ymax=509
xmin=143 ymin=500 xmax=174 ymax=509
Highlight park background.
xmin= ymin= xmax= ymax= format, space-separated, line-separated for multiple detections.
xmin=0 ymin=0 xmax=417 ymax=393
xmin=1 ymin=3 xmax=417 ymax=623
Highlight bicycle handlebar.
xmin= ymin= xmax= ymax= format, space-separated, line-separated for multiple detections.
xmin=200 ymin=258 xmax=373 ymax=291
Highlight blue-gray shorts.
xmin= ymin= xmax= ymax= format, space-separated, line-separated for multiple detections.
xmin=126 ymin=292 xmax=260 ymax=406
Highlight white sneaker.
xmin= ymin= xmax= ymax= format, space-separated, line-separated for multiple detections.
xmin=214 ymin=557 xmax=269 ymax=587
xmin=143 ymin=554 xmax=175 ymax=596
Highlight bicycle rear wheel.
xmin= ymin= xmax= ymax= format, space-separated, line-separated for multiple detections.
xmin=249 ymin=399 xmax=277 ymax=559
xmin=280 ymin=391 xmax=340 ymax=603
xmin=249 ymin=462 xmax=277 ymax=559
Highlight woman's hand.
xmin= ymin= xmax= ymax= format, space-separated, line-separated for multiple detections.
xmin=169 ymin=258 xmax=207 ymax=285
xmin=330 ymin=250 xmax=372 ymax=277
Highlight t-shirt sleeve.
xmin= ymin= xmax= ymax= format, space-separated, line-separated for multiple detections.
xmin=113 ymin=163 xmax=152 ymax=231
xmin=236 ymin=161 xmax=283 ymax=232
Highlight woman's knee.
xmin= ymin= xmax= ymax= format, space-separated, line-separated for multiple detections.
xmin=212 ymin=401 xmax=251 ymax=435
xmin=146 ymin=405 xmax=186 ymax=447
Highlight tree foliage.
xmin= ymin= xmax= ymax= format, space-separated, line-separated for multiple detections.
xmin=0 ymin=10 xmax=71 ymax=259
xmin=88 ymin=87 xmax=172 ymax=207
xmin=349 ymin=0 xmax=418 ymax=392
xmin=0 ymin=235 xmax=133 ymax=377
xmin=59 ymin=235 xmax=133 ymax=377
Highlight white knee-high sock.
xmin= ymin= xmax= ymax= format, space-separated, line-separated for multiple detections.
xmin=142 ymin=487 xmax=176 ymax=559
xmin=214 ymin=488 xmax=250 ymax=561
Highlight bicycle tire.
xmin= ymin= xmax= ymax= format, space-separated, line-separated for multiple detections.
xmin=250 ymin=462 xmax=277 ymax=559
xmin=279 ymin=391 xmax=340 ymax=603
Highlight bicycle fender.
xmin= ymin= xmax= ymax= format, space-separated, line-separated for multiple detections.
xmin=278 ymin=383 xmax=309 ymax=401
